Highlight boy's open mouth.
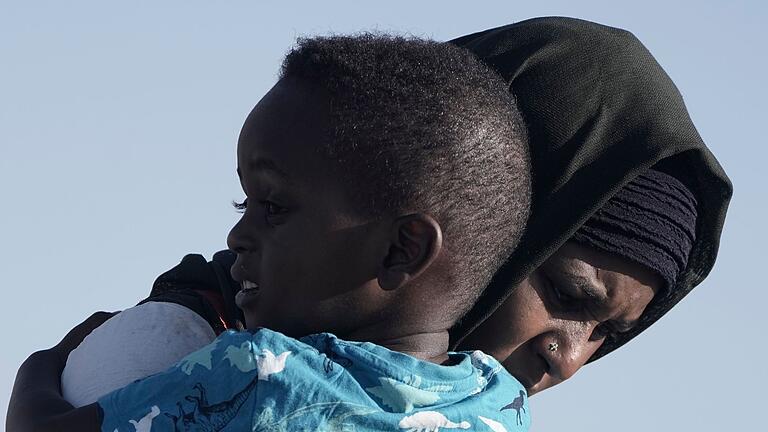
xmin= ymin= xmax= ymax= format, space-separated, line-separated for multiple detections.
xmin=240 ymin=280 xmax=259 ymax=292
xmin=235 ymin=280 xmax=260 ymax=310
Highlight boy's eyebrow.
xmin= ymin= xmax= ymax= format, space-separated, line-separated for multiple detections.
xmin=240 ymin=157 xmax=293 ymax=183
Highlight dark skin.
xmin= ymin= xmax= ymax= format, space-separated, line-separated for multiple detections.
xmin=457 ymin=241 xmax=661 ymax=396
xmin=227 ymin=77 xmax=457 ymax=364
xmin=6 ymin=312 xmax=115 ymax=432
xmin=7 ymin=78 xmax=462 ymax=430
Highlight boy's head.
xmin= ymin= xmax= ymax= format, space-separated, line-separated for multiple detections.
xmin=227 ymin=34 xmax=530 ymax=340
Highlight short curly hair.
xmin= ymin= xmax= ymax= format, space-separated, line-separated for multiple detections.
xmin=281 ymin=34 xmax=530 ymax=318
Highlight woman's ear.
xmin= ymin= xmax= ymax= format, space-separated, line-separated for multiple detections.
xmin=377 ymin=213 xmax=443 ymax=291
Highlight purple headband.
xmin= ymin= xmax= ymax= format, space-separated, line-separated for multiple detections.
xmin=571 ymin=169 xmax=698 ymax=292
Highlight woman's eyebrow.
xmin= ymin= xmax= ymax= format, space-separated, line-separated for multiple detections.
xmin=572 ymin=274 xmax=608 ymax=302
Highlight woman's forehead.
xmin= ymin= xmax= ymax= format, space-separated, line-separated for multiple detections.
xmin=545 ymin=242 xmax=660 ymax=320
xmin=551 ymin=242 xmax=663 ymax=289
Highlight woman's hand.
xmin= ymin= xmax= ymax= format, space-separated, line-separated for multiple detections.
xmin=6 ymin=311 xmax=118 ymax=432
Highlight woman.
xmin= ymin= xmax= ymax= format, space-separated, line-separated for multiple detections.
xmin=449 ymin=17 xmax=732 ymax=394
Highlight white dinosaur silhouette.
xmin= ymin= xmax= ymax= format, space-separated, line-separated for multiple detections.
xmin=128 ymin=405 xmax=160 ymax=432
xmin=223 ymin=341 xmax=258 ymax=372
xmin=256 ymin=349 xmax=291 ymax=381
xmin=398 ymin=411 xmax=471 ymax=431
xmin=177 ymin=339 xmax=219 ymax=375
xmin=365 ymin=376 xmax=441 ymax=412
xmin=478 ymin=415 xmax=509 ymax=432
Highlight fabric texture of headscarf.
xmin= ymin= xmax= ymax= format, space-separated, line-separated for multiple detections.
xmin=572 ymin=169 xmax=698 ymax=293
xmin=449 ymin=17 xmax=732 ymax=361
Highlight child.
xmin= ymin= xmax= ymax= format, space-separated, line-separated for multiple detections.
xmin=9 ymin=34 xmax=531 ymax=431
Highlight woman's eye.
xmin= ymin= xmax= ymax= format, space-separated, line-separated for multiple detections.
xmin=592 ymin=323 xmax=620 ymax=342
xmin=542 ymin=275 xmax=580 ymax=311
xmin=554 ymin=285 xmax=575 ymax=304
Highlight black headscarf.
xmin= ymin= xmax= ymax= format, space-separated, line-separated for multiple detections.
xmin=449 ymin=17 xmax=732 ymax=361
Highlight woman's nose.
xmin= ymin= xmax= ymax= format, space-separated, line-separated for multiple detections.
xmin=540 ymin=321 xmax=602 ymax=382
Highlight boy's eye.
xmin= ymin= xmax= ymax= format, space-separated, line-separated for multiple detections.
xmin=261 ymin=200 xmax=288 ymax=226
xmin=264 ymin=201 xmax=286 ymax=216
xmin=232 ymin=198 xmax=288 ymax=225
xmin=233 ymin=199 xmax=248 ymax=213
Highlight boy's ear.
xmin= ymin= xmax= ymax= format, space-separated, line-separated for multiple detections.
xmin=377 ymin=213 xmax=443 ymax=291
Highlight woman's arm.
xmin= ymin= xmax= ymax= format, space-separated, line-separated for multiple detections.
xmin=6 ymin=312 xmax=115 ymax=432
xmin=8 ymin=350 xmax=102 ymax=431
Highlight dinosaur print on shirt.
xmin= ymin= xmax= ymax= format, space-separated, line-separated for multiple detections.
xmin=98 ymin=329 xmax=531 ymax=431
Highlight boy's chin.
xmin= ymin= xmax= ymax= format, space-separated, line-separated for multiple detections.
xmin=241 ymin=309 xmax=289 ymax=334
xmin=242 ymin=314 xmax=262 ymax=331
xmin=235 ymin=286 xmax=260 ymax=310
xmin=244 ymin=314 xmax=315 ymax=339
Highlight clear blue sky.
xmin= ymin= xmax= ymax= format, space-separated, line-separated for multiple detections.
xmin=1 ymin=1 xmax=764 ymax=430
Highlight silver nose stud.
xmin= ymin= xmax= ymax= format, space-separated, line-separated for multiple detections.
xmin=548 ymin=342 xmax=559 ymax=352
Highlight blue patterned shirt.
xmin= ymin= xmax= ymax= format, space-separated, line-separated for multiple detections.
xmin=98 ymin=328 xmax=531 ymax=431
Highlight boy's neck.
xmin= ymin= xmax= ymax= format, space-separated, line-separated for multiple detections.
xmin=378 ymin=331 xmax=452 ymax=365
xmin=345 ymin=324 xmax=452 ymax=365
xmin=341 ymin=278 xmax=457 ymax=365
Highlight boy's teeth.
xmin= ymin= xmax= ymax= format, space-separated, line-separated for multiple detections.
xmin=242 ymin=280 xmax=259 ymax=290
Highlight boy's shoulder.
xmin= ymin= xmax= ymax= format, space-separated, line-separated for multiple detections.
xmin=100 ymin=329 xmax=531 ymax=431
xmin=232 ymin=329 xmax=533 ymax=429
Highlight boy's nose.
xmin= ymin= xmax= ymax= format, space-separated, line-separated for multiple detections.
xmin=227 ymin=218 xmax=256 ymax=253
